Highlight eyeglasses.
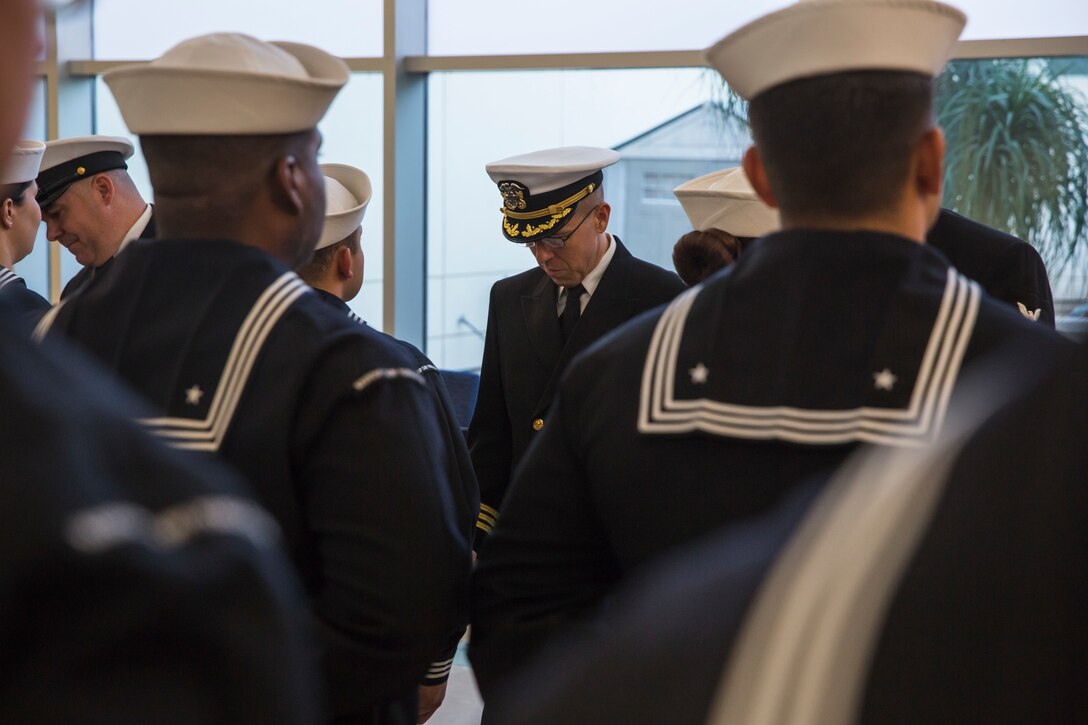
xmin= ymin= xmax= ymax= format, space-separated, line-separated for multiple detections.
xmin=524 ymin=204 xmax=601 ymax=249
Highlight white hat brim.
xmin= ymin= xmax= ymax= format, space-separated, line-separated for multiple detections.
xmin=674 ymin=167 xmax=780 ymax=237
xmin=2 ymin=141 xmax=46 ymax=185
xmin=103 ymin=40 xmax=348 ymax=135
xmin=677 ymin=193 xmax=781 ymax=237
xmin=40 ymin=135 xmax=134 ymax=172
xmin=318 ymin=163 xmax=372 ymax=250
xmin=707 ymin=0 xmax=967 ymax=100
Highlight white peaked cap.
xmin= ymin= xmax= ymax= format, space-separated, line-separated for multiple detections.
xmin=707 ymin=0 xmax=967 ymax=100
xmin=2 ymin=141 xmax=46 ymax=185
xmin=485 ymin=146 xmax=620 ymax=243
xmin=317 ymin=163 xmax=372 ymax=250
xmin=673 ymin=167 xmax=780 ymax=237
xmin=485 ymin=146 xmax=620 ymax=195
xmin=103 ymin=33 xmax=349 ymax=134
xmin=39 ymin=136 xmax=134 ymax=172
xmin=35 ymin=136 xmax=135 ymax=207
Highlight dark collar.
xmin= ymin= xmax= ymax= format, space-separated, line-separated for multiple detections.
xmin=637 ymin=228 xmax=977 ymax=447
xmin=311 ymin=287 xmax=351 ymax=314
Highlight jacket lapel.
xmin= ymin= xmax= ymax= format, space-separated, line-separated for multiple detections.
xmin=531 ymin=238 xmax=638 ymax=418
xmin=521 ymin=273 xmax=564 ymax=375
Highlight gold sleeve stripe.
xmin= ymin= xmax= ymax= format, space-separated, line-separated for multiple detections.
xmin=480 ymin=503 xmax=499 ymax=517
xmin=477 ymin=510 xmax=497 ymax=528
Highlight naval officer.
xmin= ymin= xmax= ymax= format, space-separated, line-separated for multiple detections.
xmin=0 ymin=140 xmax=50 ymax=323
xmin=297 ymin=163 xmax=479 ymax=723
xmin=39 ymin=33 xmax=471 ymax=725
xmin=468 ymin=146 xmax=685 ymax=547
xmin=35 ymin=135 xmax=154 ymax=299
xmin=470 ymin=0 xmax=1072 ymax=699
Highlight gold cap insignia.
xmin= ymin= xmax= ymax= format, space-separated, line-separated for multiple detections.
xmin=498 ymin=181 xmax=528 ymax=212
xmin=76 ymin=166 xmax=86 ymax=175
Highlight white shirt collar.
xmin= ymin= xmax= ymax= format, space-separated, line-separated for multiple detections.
xmin=116 ymin=204 xmax=152 ymax=255
xmin=561 ymin=232 xmax=617 ymax=302
xmin=580 ymin=232 xmax=616 ymax=297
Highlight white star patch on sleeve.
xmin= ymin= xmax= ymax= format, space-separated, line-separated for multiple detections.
xmin=1016 ymin=302 xmax=1041 ymax=321
xmin=873 ymin=368 xmax=897 ymax=391
xmin=689 ymin=363 xmax=710 ymax=384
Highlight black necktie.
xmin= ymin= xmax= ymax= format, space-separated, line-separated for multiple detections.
xmin=560 ymin=284 xmax=586 ymax=343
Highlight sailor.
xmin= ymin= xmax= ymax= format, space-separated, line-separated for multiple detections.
xmin=469 ymin=0 xmax=1073 ymax=700
xmin=295 ymin=164 xmax=374 ymax=325
xmin=484 ymin=341 xmax=1088 ymax=725
xmin=35 ymin=135 xmax=154 ymax=299
xmin=927 ymin=208 xmax=1056 ymax=326
xmin=468 ymin=146 xmax=685 ymax=547
xmin=296 ymin=163 xmax=480 ymax=724
xmin=0 ymin=140 xmax=50 ymax=324
xmin=1 ymin=7 xmax=319 ymax=721
xmin=38 ymin=33 xmax=471 ymax=724
xmin=671 ymin=165 xmax=780 ymax=285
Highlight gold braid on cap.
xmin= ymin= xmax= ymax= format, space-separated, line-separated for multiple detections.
xmin=502 ymin=182 xmax=596 ymax=220
xmin=501 ymin=181 xmax=596 ymax=239
xmin=504 ymin=207 xmax=574 ymax=238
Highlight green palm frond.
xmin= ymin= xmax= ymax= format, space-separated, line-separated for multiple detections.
xmin=937 ymin=59 xmax=1088 ymax=278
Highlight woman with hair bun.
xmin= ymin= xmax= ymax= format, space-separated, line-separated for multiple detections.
xmin=672 ymin=166 xmax=779 ymax=286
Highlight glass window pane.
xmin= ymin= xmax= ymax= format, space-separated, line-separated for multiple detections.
xmin=428 ymin=0 xmax=1088 ymax=55
xmin=959 ymin=1 xmax=1088 ymax=41
xmin=319 ymin=74 xmax=385 ymax=327
xmin=426 ymin=68 xmax=737 ymax=369
xmin=93 ymin=73 xmax=384 ymax=324
xmin=427 ymin=0 xmax=791 ymax=55
xmin=14 ymin=79 xmax=50 ymax=298
xmin=935 ymin=56 xmax=1088 ymax=330
xmin=94 ymin=0 xmax=382 ymax=58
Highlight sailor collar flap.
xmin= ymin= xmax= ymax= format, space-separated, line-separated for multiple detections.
xmin=637 ymin=232 xmax=981 ymax=447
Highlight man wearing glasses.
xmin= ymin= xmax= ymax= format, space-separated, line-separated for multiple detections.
xmin=469 ymin=146 xmax=685 ymax=550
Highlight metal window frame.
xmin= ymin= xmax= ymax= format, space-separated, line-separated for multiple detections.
xmin=38 ymin=3 xmax=1088 ymax=333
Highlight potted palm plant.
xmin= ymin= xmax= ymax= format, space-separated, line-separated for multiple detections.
xmin=937 ymin=58 xmax=1088 ymax=287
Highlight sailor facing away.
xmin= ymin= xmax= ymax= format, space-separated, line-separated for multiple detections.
xmin=486 ymin=339 xmax=1088 ymax=725
xmin=469 ymin=0 xmax=1074 ymax=701
xmin=468 ymin=146 xmax=686 ymax=548
xmin=39 ymin=33 xmax=471 ymax=725
xmin=1 ymin=297 xmax=323 ymax=723
xmin=1 ymin=9 xmax=319 ymax=722
xmin=296 ymin=162 xmax=480 ymax=725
